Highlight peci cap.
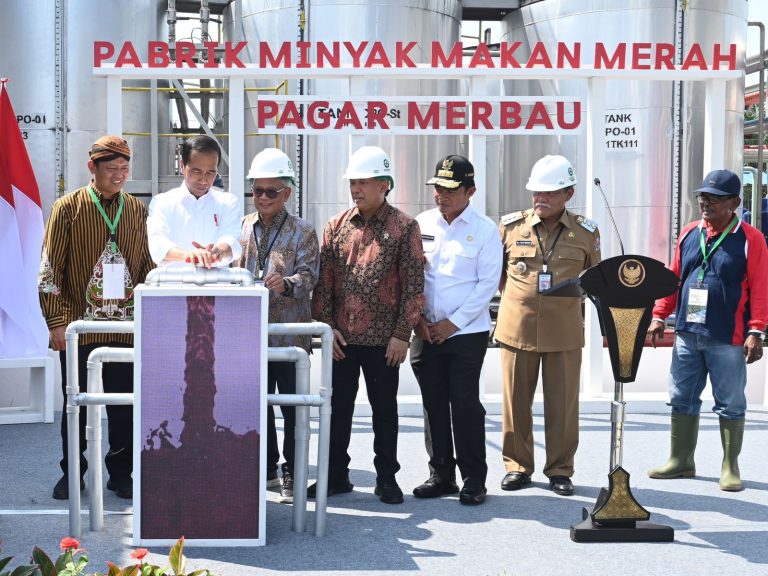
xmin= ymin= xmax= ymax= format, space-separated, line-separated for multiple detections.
xmin=695 ymin=169 xmax=741 ymax=197
xmin=89 ymin=135 xmax=131 ymax=162
xmin=427 ymin=155 xmax=475 ymax=189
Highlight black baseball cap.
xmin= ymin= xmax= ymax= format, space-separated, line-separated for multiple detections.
xmin=427 ymin=155 xmax=475 ymax=189
xmin=695 ymin=169 xmax=741 ymax=197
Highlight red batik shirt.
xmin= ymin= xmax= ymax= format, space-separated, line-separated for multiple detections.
xmin=313 ymin=202 xmax=425 ymax=346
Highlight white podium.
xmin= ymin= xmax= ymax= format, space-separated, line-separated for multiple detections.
xmin=134 ymin=283 xmax=268 ymax=546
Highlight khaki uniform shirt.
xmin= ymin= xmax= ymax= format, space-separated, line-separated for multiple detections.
xmin=495 ymin=208 xmax=601 ymax=352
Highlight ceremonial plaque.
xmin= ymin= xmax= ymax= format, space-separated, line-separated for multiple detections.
xmin=134 ymin=284 xmax=268 ymax=546
xmin=545 ymin=255 xmax=678 ymax=543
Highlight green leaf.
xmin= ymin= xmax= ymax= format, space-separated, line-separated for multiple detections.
xmin=119 ymin=566 xmax=140 ymax=576
xmin=105 ymin=561 xmax=121 ymax=576
xmin=167 ymin=540 xmax=185 ymax=576
xmin=9 ymin=565 xmax=38 ymax=576
xmin=0 ymin=556 xmax=13 ymax=572
xmin=53 ymin=552 xmax=70 ymax=574
xmin=31 ymin=547 xmax=55 ymax=576
xmin=187 ymin=570 xmax=210 ymax=576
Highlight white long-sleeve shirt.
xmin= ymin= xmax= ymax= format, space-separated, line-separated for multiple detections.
xmin=147 ymin=182 xmax=242 ymax=266
xmin=416 ymin=204 xmax=503 ymax=337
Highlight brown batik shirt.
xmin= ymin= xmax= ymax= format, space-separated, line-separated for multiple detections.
xmin=38 ymin=185 xmax=155 ymax=346
xmin=312 ymin=202 xmax=425 ymax=347
xmin=236 ymin=208 xmax=320 ymax=351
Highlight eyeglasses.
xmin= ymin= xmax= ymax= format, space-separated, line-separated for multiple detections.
xmin=697 ymin=193 xmax=731 ymax=204
xmin=252 ymin=186 xmax=287 ymax=199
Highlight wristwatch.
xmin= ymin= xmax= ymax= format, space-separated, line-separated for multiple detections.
xmin=748 ymin=330 xmax=766 ymax=342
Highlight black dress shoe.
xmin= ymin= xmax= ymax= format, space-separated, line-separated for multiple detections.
xmin=459 ymin=484 xmax=487 ymax=505
xmin=549 ymin=476 xmax=574 ymax=496
xmin=500 ymin=472 xmax=531 ymax=491
xmin=52 ymin=475 xmax=85 ymax=500
xmin=307 ymin=477 xmax=353 ymax=498
xmin=107 ymin=478 xmax=133 ymax=499
xmin=413 ymin=477 xmax=460 ymax=499
xmin=374 ymin=480 xmax=404 ymax=504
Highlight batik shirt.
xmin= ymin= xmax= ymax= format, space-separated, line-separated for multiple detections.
xmin=39 ymin=185 xmax=154 ymax=345
xmin=313 ymin=202 xmax=425 ymax=346
xmin=236 ymin=208 xmax=319 ymax=351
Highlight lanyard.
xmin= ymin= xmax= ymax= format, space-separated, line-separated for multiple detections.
xmin=697 ymin=215 xmax=737 ymax=283
xmin=254 ymin=211 xmax=288 ymax=278
xmin=534 ymin=223 xmax=564 ymax=273
xmin=88 ymin=185 xmax=124 ymax=254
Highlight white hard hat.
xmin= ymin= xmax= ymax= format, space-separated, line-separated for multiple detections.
xmin=343 ymin=146 xmax=394 ymax=190
xmin=247 ymin=148 xmax=295 ymax=184
xmin=525 ymin=155 xmax=577 ymax=192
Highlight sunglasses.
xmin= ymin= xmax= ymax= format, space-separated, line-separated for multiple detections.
xmin=252 ymin=186 xmax=287 ymax=199
xmin=697 ymin=193 xmax=733 ymax=204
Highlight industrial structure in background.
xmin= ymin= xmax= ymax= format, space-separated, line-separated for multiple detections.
xmin=0 ymin=0 xmax=765 ymax=265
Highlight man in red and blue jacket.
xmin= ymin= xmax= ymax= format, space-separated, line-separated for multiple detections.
xmin=647 ymin=169 xmax=768 ymax=492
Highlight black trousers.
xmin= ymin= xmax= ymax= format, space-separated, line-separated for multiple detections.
xmin=266 ymin=361 xmax=296 ymax=474
xmin=328 ymin=344 xmax=401 ymax=483
xmin=410 ymin=331 xmax=489 ymax=486
xmin=59 ymin=342 xmax=133 ymax=482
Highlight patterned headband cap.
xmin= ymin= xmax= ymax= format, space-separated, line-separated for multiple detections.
xmin=90 ymin=135 xmax=131 ymax=161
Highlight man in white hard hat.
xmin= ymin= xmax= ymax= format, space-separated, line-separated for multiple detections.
xmin=235 ymin=148 xmax=319 ymax=504
xmin=496 ymin=154 xmax=600 ymax=497
xmin=147 ymin=135 xmax=241 ymax=268
xmin=410 ymin=155 xmax=503 ymax=505
xmin=312 ymin=145 xmax=425 ymax=504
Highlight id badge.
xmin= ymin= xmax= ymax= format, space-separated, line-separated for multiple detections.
xmin=537 ymin=271 xmax=553 ymax=293
xmin=686 ymin=285 xmax=708 ymax=324
xmin=103 ymin=263 xmax=126 ymax=299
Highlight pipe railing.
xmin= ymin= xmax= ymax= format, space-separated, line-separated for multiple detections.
xmin=66 ymin=319 xmax=334 ymax=539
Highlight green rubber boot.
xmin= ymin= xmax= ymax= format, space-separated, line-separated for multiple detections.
xmin=648 ymin=413 xmax=699 ymax=479
xmin=719 ymin=417 xmax=745 ymax=492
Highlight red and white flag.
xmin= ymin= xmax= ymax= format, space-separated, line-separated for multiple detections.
xmin=0 ymin=79 xmax=48 ymax=358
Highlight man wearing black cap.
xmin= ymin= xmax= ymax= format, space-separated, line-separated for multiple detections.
xmin=39 ymin=135 xmax=154 ymax=499
xmin=410 ymin=155 xmax=502 ymax=505
xmin=648 ymin=169 xmax=768 ymax=492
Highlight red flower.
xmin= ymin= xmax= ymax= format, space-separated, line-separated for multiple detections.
xmin=130 ymin=548 xmax=149 ymax=561
xmin=59 ymin=537 xmax=80 ymax=552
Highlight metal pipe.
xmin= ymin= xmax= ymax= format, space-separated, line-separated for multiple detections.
xmin=749 ymin=22 xmax=765 ymax=230
xmin=65 ymin=321 xmax=134 ymax=537
xmin=144 ymin=266 xmax=254 ymax=286
xmin=268 ymin=322 xmax=333 ymax=537
xmin=86 ymin=348 xmax=135 ymax=531
xmin=66 ymin=320 xmax=333 ymax=537
xmin=200 ymin=0 xmax=210 ymax=43
xmin=609 ymin=380 xmax=626 ymax=472
xmin=266 ymin=346 xmax=311 ymax=532
xmin=167 ymin=0 xmax=177 ymax=44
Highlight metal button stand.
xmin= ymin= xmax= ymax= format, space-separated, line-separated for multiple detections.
xmin=67 ymin=267 xmax=334 ymax=538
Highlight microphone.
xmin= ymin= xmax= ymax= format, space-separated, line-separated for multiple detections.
xmin=593 ymin=177 xmax=625 ymax=256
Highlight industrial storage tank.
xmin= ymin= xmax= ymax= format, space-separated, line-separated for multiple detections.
xmin=498 ymin=0 xmax=747 ymax=262
xmin=0 ymin=0 xmax=170 ymax=216
xmin=223 ymin=0 xmax=463 ymax=226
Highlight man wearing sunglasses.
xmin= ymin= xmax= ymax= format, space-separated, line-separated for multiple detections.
xmin=648 ymin=169 xmax=768 ymax=492
xmin=147 ymin=135 xmax=241 ymax=268
xmin=235 ymin=148 xmax=319 ymax=504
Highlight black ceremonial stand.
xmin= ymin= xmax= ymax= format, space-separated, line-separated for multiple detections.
xmin=545 ymin=255 xmax=678 ymax=543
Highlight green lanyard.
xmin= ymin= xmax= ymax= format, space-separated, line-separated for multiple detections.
xmin=88 ymin=185 xmax=124 ymax=254
xmin=697 ymin=215 xmax=737 ymax=283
